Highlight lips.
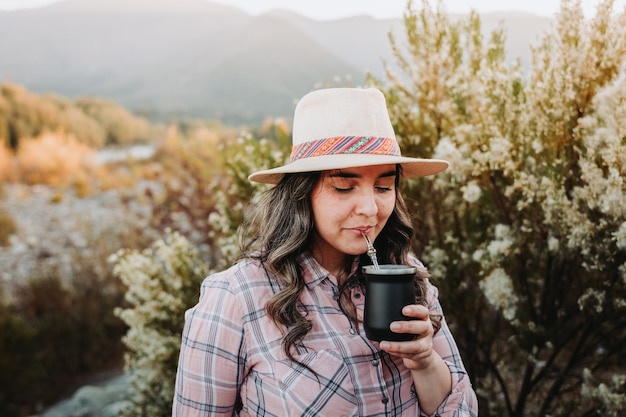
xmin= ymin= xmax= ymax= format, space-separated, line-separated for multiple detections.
xmin=350 ymin=226 xmax=374 ymax=235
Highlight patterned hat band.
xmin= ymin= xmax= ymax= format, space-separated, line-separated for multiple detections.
xmin=290 ymin=136 xmax=401 ymax=163
xmin=248 ymin=88 xmax=448 ymax=184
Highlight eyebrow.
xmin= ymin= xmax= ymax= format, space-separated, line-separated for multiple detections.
xmin=328 ymin=169 xmax=397 ymax=179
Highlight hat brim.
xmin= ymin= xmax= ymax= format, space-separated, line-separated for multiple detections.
xmin=248 ymin=154 xmax=449 ymax=184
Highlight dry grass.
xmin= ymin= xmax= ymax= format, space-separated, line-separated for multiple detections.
xmin=0 ymin=208 xmax=16 ymax=246
xmin=0 ymin=144 xmax=13 ymax=182
xmin=13 ymin=132 xmax=97 ymax=187
xmin=0 ymin=132 xmax=115 ymax=196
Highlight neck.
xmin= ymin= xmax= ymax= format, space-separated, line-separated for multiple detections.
xmin=310 ymin=249 xmax=352 ymax=284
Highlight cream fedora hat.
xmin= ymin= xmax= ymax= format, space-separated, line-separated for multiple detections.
xmin=248 ymin=88 xmax=449 ymax=184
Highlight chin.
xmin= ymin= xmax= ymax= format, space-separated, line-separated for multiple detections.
xmin=343 ymin=246 xmax=367 ymax=256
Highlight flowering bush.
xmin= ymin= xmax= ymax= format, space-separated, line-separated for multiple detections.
xmin=112 ymin=121 xmax=288 ymax=417
xmin=111 ymin=230 xmax=209 ymax=417
xmin=581 ymin=369 xmax=626 ymax=417
xmin=206 ymin=128 xmax=287 ymax=269
xmin=376 ymin=0 xmax=626 ymax=415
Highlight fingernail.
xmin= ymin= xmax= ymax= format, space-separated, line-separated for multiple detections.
xmin=380 ymin=341 xmax=389 ymax=350
xmin=390 ymin=322 xmax=401 ymax=330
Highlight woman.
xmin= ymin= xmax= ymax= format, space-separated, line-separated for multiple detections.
xmin=173 ymin=88 xmax=477 ymax=416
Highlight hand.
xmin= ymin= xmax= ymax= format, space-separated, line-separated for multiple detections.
xmin=379 ymin=304 xmax=437 ymax=371
xmin=380 ymin=305 xmax=453 ymax=415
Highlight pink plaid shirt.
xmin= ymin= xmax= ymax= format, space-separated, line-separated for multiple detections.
xmin=173 ymin=253 xmax=477 ymax=416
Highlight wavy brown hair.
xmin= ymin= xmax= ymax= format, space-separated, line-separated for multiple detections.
xmin=240 ymin=166 xmax=441 ymax=363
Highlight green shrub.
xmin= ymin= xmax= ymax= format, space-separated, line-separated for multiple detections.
xmin=0 ymin=267 xmax=126 ymax=416
xmin=0 ymin=288 xmax=39 ymax=417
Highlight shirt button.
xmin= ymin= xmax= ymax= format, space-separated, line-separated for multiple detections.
xmin=371 ymin=359 xmax=379 ymax=366
xmin=381 ymin=396 xmax=389 ymax=404
xmin=349 ymin=328 xmax=356 ymax=335
xmin=354 ymin=292 xmax=362 ymax=299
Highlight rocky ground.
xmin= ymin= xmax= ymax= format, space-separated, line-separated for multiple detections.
xmin=0 ymin=182 xmax=160 ymax=295
xmin=35 ymin=372 xmax=130 ymax=417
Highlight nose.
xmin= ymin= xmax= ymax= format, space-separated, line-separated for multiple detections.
xmin=354 ymin=189 xmax=379 ymax=217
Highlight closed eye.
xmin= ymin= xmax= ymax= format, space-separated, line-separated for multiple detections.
xmin=332 ymin=186 xmax=353 ymax=194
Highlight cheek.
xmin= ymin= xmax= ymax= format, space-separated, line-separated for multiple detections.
xmin=311 ymin=186 xmax=336 ymax=225
xmin=314 ymin=199 xmax=343 ymax=226
xmin=378 ymin=195 xmax=396 ymax=219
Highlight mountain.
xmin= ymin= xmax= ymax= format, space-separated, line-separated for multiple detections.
xmin=0 ymin=0 xmax=552 ymax=125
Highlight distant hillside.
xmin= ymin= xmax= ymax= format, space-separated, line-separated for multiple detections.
xmin=0 ymin=0 xmax=552 ymax=125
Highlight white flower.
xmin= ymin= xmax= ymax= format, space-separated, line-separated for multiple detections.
xmin=548 ymin=236 xmax=560 ymax=252
xmin=461 ymin=181 xmax=482 ymax=203
xmin=614 ymin=222 xmax=626 ymax=249
xmin=425 ymin=248 xmax=448 ymax=278
xmin=479 ymin=268 xmax=518 ymax=320
xmin=434 ymin=137 xmax=463 ymax=168
xmin=487 ymin=224 xmax=513 ymax=258
xmin=472 ymin=249 xmax=485 ymax=262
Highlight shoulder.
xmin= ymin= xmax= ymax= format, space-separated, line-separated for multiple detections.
xmin=198 ymin=257 xmax=279 ymax=310
xmin=201 ymin=257 xmax=265 ymax=288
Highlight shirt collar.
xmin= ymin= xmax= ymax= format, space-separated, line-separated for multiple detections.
xmin=298 ymin=251 xmax=360 ymax=288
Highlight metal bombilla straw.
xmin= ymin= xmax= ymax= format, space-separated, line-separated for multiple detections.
xmin=361 ymin=232 xmax=380 ymax=270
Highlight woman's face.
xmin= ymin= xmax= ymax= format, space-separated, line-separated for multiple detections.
xmin=310 ymin=164 xmax=397 ymax=270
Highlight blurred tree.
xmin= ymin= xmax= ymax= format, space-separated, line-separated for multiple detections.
xmin=0 ymin=82 xmax=158 ymax=150
xmin=47 ymin=94 xmax=107 ymax=148
xmin=373 ymin=0 xmax=626 ymax=415
xmin=76 ymin=97 xmax=154 ymax=146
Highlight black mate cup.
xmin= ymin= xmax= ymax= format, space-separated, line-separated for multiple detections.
xmin=363 ymin=265 xmax=417 ymax=342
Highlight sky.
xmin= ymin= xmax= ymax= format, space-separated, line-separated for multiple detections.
xmin=0 ymin=0 xmax=623 ymax=19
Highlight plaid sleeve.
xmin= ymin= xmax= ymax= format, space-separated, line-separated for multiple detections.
xmin=422 ymin=283 xmax=479 ymax=417
xmin=173 ymin=271 xmax=246 ymax=417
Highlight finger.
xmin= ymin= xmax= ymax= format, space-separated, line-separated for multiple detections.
xmin=379 ymin=338 xmax=431 ymax=357
xmin=390 ymin=317 xmax=432 ymax=334
xmin=401 ymin=304 xmax=430 ymax=320
xmin=379 ymin=339 xmax=415 ymax=353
